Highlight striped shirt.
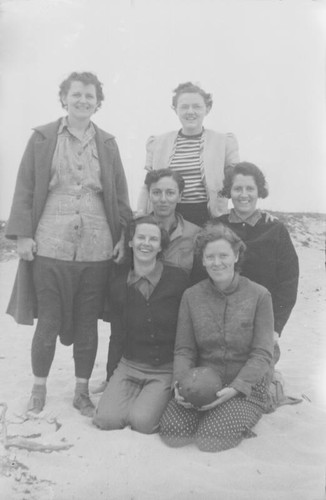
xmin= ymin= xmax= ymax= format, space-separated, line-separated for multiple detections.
xmin=169 ymin=130 xmax=207 ymax=203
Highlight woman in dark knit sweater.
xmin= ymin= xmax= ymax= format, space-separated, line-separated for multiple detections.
xmin=93 ymin=215 xmax=189 ymax=434
xmin=215 ymin=162 xmax=299 ymax=361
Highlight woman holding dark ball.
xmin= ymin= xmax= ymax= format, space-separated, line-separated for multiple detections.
xmin=159 ymin=223 xmax=274 ymax=452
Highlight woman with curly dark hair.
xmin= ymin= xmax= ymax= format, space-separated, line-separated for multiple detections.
xmin=137 ymin=82 xmax=239 ymax=226
xmin=216 ymin=162 xmax=299 ymax=361
xmin=5 ymin=71 xmax=131 ymax=416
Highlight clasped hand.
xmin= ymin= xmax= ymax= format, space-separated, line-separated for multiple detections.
xmin=174 ymin=382 xmax=238 ymax=411
xmin=112 ymin=234 xmax=126 ymax=264
xmin=17 ymin=237 xmax=37 ymax=261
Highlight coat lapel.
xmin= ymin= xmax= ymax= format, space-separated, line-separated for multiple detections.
xmin=33 ymin=120 xmax=61 ymax=232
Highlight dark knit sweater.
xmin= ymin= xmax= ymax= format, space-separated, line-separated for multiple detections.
xmin=217 ymin=212 xmax=299 ymax=334
xmin=106 ymin=264 xmax=189 ymax=380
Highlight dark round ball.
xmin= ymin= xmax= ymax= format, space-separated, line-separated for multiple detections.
xmin=178 ymin=367 xmax=223 ymax=407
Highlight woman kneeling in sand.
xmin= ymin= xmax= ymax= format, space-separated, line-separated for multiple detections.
xmin=159 ymin=223 xmax=274 ymax=452
xmin=93 ymin=215 xmax=189 ymax=434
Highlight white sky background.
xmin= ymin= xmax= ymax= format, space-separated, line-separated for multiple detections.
xmin=0 ymin=0 xmax=325 ymax=218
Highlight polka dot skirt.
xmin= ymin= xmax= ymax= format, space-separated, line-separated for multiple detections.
xmin=159 ymin=381 xmax=268 ymax=452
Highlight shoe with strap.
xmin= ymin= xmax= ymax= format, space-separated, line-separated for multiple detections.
xmin=27 ymin=385 xmax=46 ymax=414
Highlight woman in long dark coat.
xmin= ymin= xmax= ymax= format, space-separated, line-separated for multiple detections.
xmin=6 ymin=71 xmax=131 ymax=416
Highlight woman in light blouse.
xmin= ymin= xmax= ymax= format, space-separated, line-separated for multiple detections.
xmin=137 ymin=82 xmax=239 ymax=226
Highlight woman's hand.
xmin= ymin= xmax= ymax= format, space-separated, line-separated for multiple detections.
xmin=263 ymin=211 xmax=278 ymax=223
xmin=17 ymin=237 xmax=37 ymax=261
xmin=174 ymin=382 xmax=195 ymax=409
xmin=197 ymin=387 xmax=239 ymax=411
xmin=112 ymin=237 xmax=125 ymax=264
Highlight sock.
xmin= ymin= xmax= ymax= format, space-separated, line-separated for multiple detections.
xmin=31 ymin=383 xmax=47 ymax=395
xmin=75 ymin=381 xmax=89 ymax=396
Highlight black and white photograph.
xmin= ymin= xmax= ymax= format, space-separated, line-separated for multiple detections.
xmin=0 ymin=1 xmax=325 ymax=499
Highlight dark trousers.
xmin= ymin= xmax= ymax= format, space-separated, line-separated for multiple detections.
xmin=32 ymin=256 xmax=111 ymax=379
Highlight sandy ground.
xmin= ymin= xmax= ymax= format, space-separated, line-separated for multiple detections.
xmin=0 ymin=243 xmax=326 ymax=500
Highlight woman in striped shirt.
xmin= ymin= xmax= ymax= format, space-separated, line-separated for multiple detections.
xmin=137 ymin=82 xmax=239 ymax=226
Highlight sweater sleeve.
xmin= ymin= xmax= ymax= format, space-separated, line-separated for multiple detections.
xmin=106 ymin=283 xmax=127 ymax=381
xmin=5 ymin=133 xmax=37 ymax=239
xmin=173 ymin=291 xmax=198 ymax=383
xmin=106 ymin=311 xmax=126 ymax=381
xmin=273 ymin=224 xmax=299 ymax=334
xmin=229 ymin=289 xmax=274 ymax=396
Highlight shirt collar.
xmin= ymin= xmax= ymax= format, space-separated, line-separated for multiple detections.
xmin=149 ymin=212 xmax=184 ymax=241
xmin=58 ymin=116 xmax=95 ymax=139
xmin=127 ymin=260 xmax=163 ymax=288
xmin=228 ymin=208 xmax=262 ymax=226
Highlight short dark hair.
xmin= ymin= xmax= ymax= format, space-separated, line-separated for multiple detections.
xmin=222 ymin=162 xmax=269 ymax=199
xmin=58 ymin=72 xmax=105 ymax=110
xmin=128 ymin=215 xmax=170 ymax=254
xmin=172 ymin=82 xmax=213 ymax=110
xmin=195 ymin=222 xmax=246 ymax=272
xmin=144 ymin=168 xmax=185 ymax=193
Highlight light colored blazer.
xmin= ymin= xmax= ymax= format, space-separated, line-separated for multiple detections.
xmin=137 ymin=129 xmax=239 ymax=217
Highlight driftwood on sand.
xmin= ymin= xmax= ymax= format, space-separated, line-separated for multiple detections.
xmin=0 ymin=402 xmax=73 ymax=453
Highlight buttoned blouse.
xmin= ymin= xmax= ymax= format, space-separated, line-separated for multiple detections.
xmin=35 ymin=117 xmax=113 ymax=261
xmin=106 ymin=264 xmax=189 ymax=379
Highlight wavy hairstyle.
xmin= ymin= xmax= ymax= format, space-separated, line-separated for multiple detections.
xmin=58 ymin=71 xmax=105 ymax=111
xmin=172 ymin=82 xmax=213 ymax=110
xmin=222 ymin=162 xmax=269 ymax=199
xmin=144 ymin=168 xmax=185 ymax=194
xmin=127 ymin=214 xmax=170 ymax=262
